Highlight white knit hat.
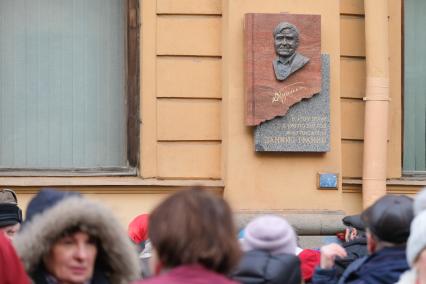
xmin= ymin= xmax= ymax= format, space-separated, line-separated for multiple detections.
xmin=241 ymin=215 xmax=297 ymax=255
xmin=407 ymin=210 xmax=426 ymax=266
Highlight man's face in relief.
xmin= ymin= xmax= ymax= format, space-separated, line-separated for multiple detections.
xmin=274 ymin=28 xmax=298 ymax=58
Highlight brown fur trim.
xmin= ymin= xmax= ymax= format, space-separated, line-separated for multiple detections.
xmin=14 ymin=197 xmax=141 ymax=284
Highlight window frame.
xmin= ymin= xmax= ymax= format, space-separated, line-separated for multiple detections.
xmin=401 ymin=0 xmax=426 ymax=177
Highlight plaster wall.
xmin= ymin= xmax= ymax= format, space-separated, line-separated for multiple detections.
xmin=221 ymin=0 xmax=344 ymax=211
xmin=6 ymin=0 xmax=419 ymax=227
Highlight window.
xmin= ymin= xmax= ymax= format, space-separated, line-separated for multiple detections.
xmin=0 ymin=0 xmax=139 ymax=175
xmin=403 ymin=0 xmax=426 ymax=174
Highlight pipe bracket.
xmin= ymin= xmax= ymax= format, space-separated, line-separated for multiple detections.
xmin=363 ymin=96 xmax=391 ymax=101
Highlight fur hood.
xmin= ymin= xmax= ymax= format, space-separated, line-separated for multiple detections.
xmin=396 ymin=268 xmax=416 ymax=284
xmin=14 ymin=196 xmax=141 ymax=284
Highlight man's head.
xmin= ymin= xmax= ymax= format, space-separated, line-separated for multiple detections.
xmin=0 ymin=189 xmax=22 ymax=239
xmin=273 ymin=22 xmax=300 ymax=58
xmin=342 ymin=214 xmax=366 ymax=242
xmin=361 ymin=195 xmax=413 ymax=253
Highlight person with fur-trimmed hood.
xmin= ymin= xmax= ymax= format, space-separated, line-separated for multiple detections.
xmin=14 ymin=188 xmax=141 ymax=284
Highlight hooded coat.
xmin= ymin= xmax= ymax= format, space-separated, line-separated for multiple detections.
xmin=14 ymin=194 xmax=141 ymax=284
xmin=335 ymin=237 xmax=368 ymax=277
xmin=396 ymin=269 xmax=416 ymax=284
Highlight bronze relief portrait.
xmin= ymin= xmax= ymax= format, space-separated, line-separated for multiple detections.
xmin=245 ymin=14 xmax=322 ymax=126
xmin=272 ymin=22 xmax=309 ymax=81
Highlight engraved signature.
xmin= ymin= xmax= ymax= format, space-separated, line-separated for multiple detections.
xmin=272 ymin=82 xmax=307 ymax=104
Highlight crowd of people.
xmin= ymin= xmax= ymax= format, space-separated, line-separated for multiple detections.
xmin=1 ymin=187 xmax=426 ymax=284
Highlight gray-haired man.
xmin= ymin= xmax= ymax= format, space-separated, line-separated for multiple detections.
xmin=272 ymin=22 xmax=309 ymax=81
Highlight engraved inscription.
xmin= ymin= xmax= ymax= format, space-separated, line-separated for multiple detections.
xmin=254 ymin=54 xmax=330 ymax=152
xmin=263 ymin=115 xmax=327 ymax=145
xmin=272 ymin=82 xmax=307 ymax=104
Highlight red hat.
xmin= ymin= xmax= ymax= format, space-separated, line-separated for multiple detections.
xmin=128 ymin=214 xmax=149 ymax=244
xmin=298 ymin=249 xmax=321 ymax=282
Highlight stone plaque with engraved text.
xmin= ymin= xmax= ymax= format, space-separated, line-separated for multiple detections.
xmin=254 ymin=54 xmax=330 ymax=152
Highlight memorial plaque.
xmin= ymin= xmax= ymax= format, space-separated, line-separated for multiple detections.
xmin=254 ymin=54 xmax=330 ymax=152
xmin=245 ymin=13 xmax=321 ymax=126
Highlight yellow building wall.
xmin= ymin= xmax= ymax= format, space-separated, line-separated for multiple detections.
xmin=221 ymin=0 xmax=343 ymax=212
xmin=340 ymin=0 xmax=401 ymax=180
xmin=13 ymin=185 xmax=223 ymax=226
xmin=141 ymin=0 xmax=223 ymax=180
xmin=340 ymin=0 xmax=424 ymax=214
xmin=4 ymin=0 xmax=422 ymax=225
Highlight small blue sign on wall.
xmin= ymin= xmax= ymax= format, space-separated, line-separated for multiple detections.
xmin=318 ymin=173 xmax=338 ymax=189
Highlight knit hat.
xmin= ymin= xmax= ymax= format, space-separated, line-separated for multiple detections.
xmin=407 ymin=211 xmax=426 ymax=266
xmin=361 ymin=195 xmax=413 ymax=244
xmin=128 ymin=213 xmax=149 ymax=244
xmin=0 ymin=189 xmax=22 ymax=227
xmin=414 ymin=188 xmax=426 ymax=216
xmin=241 ymin=215 xmax=296 ymax=255
xmin=25 ymin=188 xmax=80 ymax=224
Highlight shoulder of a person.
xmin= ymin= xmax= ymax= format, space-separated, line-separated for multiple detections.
xmin=345 ymin=255 xmax=368 ymax=271
xmin=337 ymin=255 xmax=369 ymax=282
xmin=295 ymin=52 xmax=309 ymax=62
xmin=132 ymin=275 xmax=172 ymax=284
xmin=134 ymin=272 xmax=237 ymax=284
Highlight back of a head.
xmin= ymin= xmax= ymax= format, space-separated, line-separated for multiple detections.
xmin=148 ymin=188 xmax=241 ymax=274
xmin=361 ymin=195 xmax=414 ymax=244
xmin=232 ymin=215 xmax=300 ymax=284
xmin=241 ymin=215 xmax=297 ymax=255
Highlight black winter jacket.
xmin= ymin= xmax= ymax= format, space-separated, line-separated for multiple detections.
xmin=312 ymin=246 xmax=409 ymax=284
xmin=335 ymin=237 xmax=368 ymax=277
xmin=231 ymin=250 xmax=301 ymax=284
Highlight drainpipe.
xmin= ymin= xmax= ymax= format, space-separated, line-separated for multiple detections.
xmin=362 ymin=0 xmax=390 ymax=208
